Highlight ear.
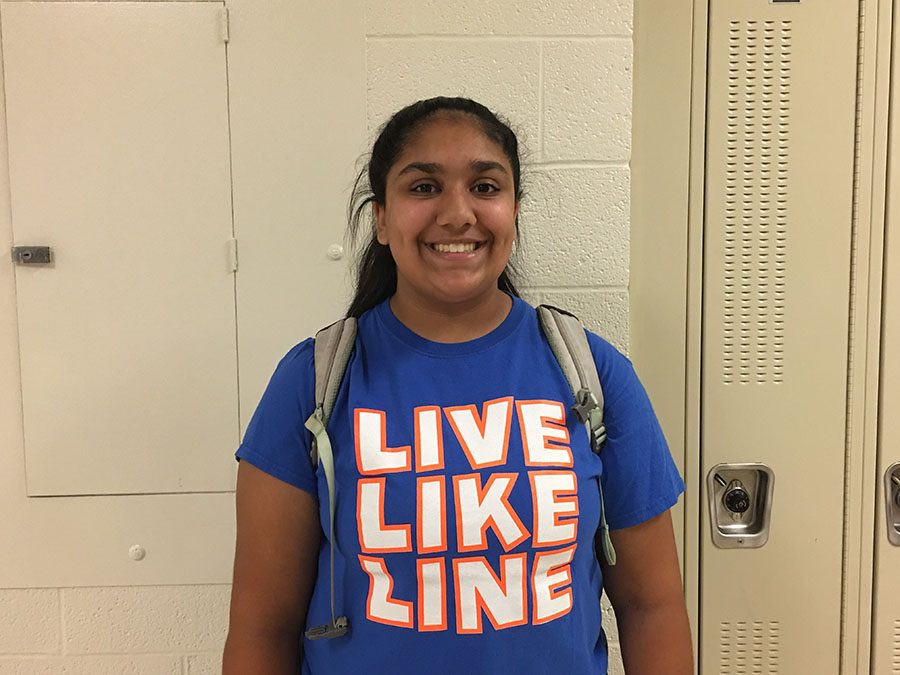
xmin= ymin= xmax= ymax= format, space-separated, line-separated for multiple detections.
xmin=373 ymin=202 xmax=388 ymax=245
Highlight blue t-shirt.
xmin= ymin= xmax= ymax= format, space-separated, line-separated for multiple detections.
xmin=237 ymin=296 xmax=684 ymax=674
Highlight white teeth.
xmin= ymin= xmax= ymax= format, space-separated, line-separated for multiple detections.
xmin=432 ymin=242 xmax=477 ymax=253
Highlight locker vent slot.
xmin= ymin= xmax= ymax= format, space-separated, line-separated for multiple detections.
xmin=719 ymin=620 xmax=780 ymax=673
xmin=894 ymin=619 xmax=900 ymax=672
xmin=723 ymin=21 xmax=791 ymax=385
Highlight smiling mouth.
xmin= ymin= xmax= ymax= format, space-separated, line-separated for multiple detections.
xmin=428 ymin=242 xmax=484 ymax=253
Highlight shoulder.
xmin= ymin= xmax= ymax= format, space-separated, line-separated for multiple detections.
xmin=582 ymin=330 xmax=642 ymax=407
xmin=255 ymin=337 xmax=318 ymax=409
xmin=235 ymin=337 xmax=320 ymax=493
xmin=273 ymin=337 xmax=316 ymax=378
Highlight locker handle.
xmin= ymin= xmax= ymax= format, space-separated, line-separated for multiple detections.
xmin=707 ymin=463 xmax=775 ymax=549
xmin=887 ymin=463 xmax=900 ymax=546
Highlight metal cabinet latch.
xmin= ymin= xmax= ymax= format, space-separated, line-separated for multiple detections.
xmin=11 ymin=246 xmax=52 ymax=264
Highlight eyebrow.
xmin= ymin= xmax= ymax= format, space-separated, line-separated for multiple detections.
xmin=396 ymin=160 xmax=509 ymax=177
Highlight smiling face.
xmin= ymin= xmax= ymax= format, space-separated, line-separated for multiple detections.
xmin=373 ymin=114 xmax=519 ymax=315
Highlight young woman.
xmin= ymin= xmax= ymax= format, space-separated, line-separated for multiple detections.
xmin=223 ymin=97 xmax=692 ymax=674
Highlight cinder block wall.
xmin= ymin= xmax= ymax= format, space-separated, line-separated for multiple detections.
xmin=0 ymin=587 xmax=230 ymax=673
xmin=366 ymin=1 xmax=634 ymax=353
xmin=0 ymin=1 xmax=633 ymax=673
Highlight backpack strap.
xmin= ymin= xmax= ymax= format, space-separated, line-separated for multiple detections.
xmin=310 ymin=317 xmax=358 ymax=463
xmin=536 ymin=305 xmax=617 ymax=566
xmin=303 ymin=317 xmax=356 ymax=640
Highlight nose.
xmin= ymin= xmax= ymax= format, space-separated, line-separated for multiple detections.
xmin=436 ymin=185 xmax=475 ymax=230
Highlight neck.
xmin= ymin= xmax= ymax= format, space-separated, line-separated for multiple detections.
xmin=388 ymin=289 xmax=513 ymax=343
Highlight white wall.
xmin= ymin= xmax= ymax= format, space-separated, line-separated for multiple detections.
xmin=365 ymin=2 xmax=634 ymax=352
xmin=0 ymin=1 xmax=634 ymax=672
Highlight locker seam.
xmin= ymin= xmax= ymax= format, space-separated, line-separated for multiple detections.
xmin=874 ymin=2 xmax=898 ymax=668
xmin=693 ymin=2 xmax=714 ymax=674
xmin=840 ymin=1 xmax=869 ymax=671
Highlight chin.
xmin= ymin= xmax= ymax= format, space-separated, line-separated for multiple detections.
xmin=431 ymin=284 xmax=503 ymax=306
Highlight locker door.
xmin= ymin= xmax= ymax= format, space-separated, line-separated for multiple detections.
xmin=3 ymin=3 xmax=238 ymax=496
xmin=872 ymin=6 xmax=900 ymax=666
xmin=700 ymin=2 xmax=858 ymax=672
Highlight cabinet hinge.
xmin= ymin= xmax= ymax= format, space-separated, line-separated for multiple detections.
xmin=227 ymin=237 xmax=238 ymax=273
xmin=220 ymin=7 xmax=230 ymax=44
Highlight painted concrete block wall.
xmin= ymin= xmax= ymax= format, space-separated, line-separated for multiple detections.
xmin=0 ymin=0 xmax=633 ymax=673
xmin=0 ymin=586 xmax=229 ymax=673
xmin=366 ymin=11 xmax=634 ymax=353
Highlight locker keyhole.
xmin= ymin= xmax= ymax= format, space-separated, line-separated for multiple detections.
xmin=715 ymin=473 xmax=751 ymax=516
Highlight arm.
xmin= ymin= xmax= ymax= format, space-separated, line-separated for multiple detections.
xmin=223 ymin=460 xmax=322 ymax=674
xmin=601 ymin=510 xmax=693 ymax=675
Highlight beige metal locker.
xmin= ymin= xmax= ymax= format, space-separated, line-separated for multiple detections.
xmin=700 ymin=1 xmax=858 ymax=672
xmin=636 ymin=1 xmax=898 ymax=672
xmin=3 ymin=2 xmax=238 ymax=496
xmin=873 ymin=8 xmax=900 ymax=667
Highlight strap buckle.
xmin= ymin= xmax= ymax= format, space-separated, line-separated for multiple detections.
xmin=305 ymin=616 xmax=350 ymax=640
xmin=572 ymin=388 xmax=598 ymax=423
xmin=308 ymin=406 xmax=325 ymax=467
xmin=589 ymin=412 xmax=607 ymax=450
xmin=573 ymin=388 xmax=606 ymax=452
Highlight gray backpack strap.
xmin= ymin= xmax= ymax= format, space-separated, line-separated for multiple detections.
xmin=536 ymin=304 xmax=616 ymax=565
xmin=303 ymin=317 xmax=356 ymax=641
xmin=536 ymin=305 xmax=607 ymax=451
xmin=311 ymin=317 xmax=358 ymax=463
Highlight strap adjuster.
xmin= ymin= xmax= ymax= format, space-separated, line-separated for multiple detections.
xmin=305 ymin=616 xmax=350 ymax=640
xmin=574 ymin=388 xmax=606 ymax=452
xmin=572 ymin=388 xmax=598 ymax=423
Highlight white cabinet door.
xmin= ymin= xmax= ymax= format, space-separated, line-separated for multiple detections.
xmin=226 ymin=0 xmax=365 ymax=429
xmin=3 ymin=2 xmax=239 ymax=496
xmin=0 ymin=1 xmax=367 ymax=587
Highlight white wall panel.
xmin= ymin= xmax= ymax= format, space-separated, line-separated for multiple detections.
xmin=2 ymin=2 xmax=238 ymax=495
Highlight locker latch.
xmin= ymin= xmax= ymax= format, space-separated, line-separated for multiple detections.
xmin=707 ymin=463 xmax=775 ymax=549
xmin=11 ymin=246 xmax=52 ymax=264
xmin=885 ymin=463 xmax=900 ymax=546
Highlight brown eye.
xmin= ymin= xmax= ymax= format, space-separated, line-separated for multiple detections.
xmin=473 ymin=182 xmax=499 ymax=194
xmin=412 ymin=183 xmax=438 ymax=194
